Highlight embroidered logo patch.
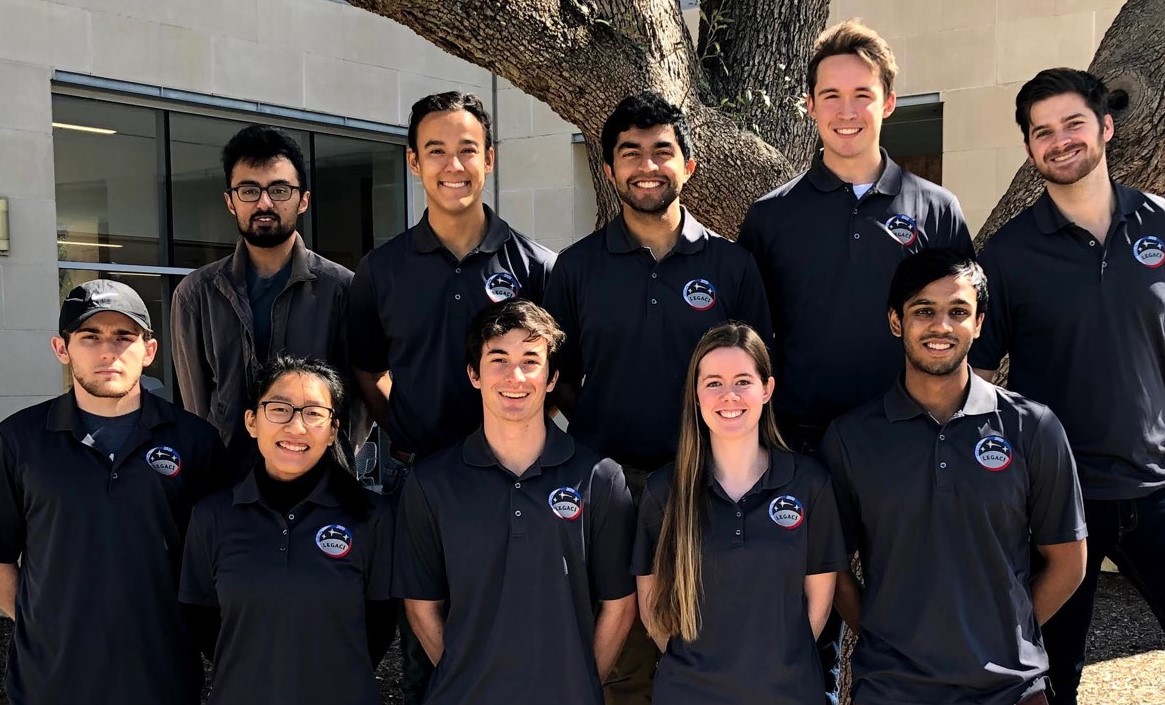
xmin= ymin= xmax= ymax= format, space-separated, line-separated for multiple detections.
xmin=145 ymin=446 xmax=182 ymax=477
xmin=315 ymin=524 xmax=353 ymax=558
xmin=974 ymin=435 xmax=1013 ymax=472
xmin=1133 ymin=236 xmax=1165 ymax=268
xmin=682 ymin=279 xmax=717 ymax=311
xmin=884 ymin=214 xmax=919 ymax=247
xmin=548 ymin=487 xmax=584 ymax=521
xmin=769 ymin=495 xmax=804 ymax=530
xmin=484 ymin=271 xmax=521 ymax=302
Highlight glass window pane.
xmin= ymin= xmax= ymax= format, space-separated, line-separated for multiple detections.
xmin=169 ymin=114 xmax=310 ymax=270
xmin=52 ymin=97 xmax=163 ymax=266
xmin=58 ymin=269 xmax=177 ymax=403
xmin=312 ymin=134 xmax=408 ymax=271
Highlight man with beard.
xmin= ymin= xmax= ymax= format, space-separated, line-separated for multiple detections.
xmin=0 ymin=280 xmax=223 ymax=704
xmin=172 ymin=125 xmax=357 ymax=469
xmin=969 ymin=68 xmax=1165 ymax=705
xmin=543 ymin=91 xmax=771 ymax=704
xmin=823 ymin=250 xmax=1086 ymax=705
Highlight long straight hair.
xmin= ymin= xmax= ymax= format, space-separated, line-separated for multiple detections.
xmin=649 ymin=323 xmax=787 ymax=642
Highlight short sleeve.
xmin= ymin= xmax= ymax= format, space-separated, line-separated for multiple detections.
xmin=630 ymin=479 xmax=666 ymax=576
xmin=543 ymin=263 xmax=583 ymax=393
xmin=364 ymin=498 xmax=395 ymax=601
xmin=820 ymin=423 xmax=862 ymax=556
xmin=939 ymin=195 xmax=976 ymax=259
xmin=0 ymin=431 xmax=26 ymax=563
xmin=804 ymin=470 xmax=847 ymax=575
xmin=968 ymin=242 xmax=1010 ymax=371
xmin=179 ymin=501 xmax=219 ymax=607
xmin=587 ymin=460 xmax=636 ymax=600
xmin=733 ymin=253 xmax=775 ymax=350
xmin=1026 ymin=407 xmax=1088 ymax=546
xmin=348 ymin=254 xmax=390 ymax=374
xmin=392 ymin=473 xmax=447 ymax=600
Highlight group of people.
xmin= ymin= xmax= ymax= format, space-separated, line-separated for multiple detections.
xmin=0 ymin=15 xmax=1161 ymax=705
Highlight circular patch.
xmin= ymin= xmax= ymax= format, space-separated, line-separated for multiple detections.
xmin=682 ymin=279 xmax=717 ymax=311
xmin=548 ymin=487 xmax=584 ymax=521
xmin=884 ymin=214 xmax=919 ymax=247
xmin=315 ymin=524 xmax=353 ymax=558
xmin=974 ymin=435 xmax=1013 ymax=472
xmin=484 ymin=271 xmax=521 ymax=303
xmin=145 ymin=446 xmax=181 ymax=477
xmin=769 ymin=495 xmax=804 ymax=530
xmin=1133 ymin=236 xmax=1165 ymax=268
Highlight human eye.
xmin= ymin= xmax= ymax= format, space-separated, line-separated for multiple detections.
xmin=237 ymin=186 xmax=261 ymax=199
xmin=304 ymin=406 xmax=330 ymax=421
xmin=269 ymin=185 xmax=292 ymax=198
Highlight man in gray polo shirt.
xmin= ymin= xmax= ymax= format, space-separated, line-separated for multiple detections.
xmin=825 ymin=250 xmax=1086 ymax=705
xmin=970 ymin=67 xmax=1165 ymax=705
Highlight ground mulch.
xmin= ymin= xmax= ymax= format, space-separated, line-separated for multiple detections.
xmin=0 ymin=572 xmax=1159 ymax=703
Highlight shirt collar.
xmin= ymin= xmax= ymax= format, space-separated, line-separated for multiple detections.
xmin=704 ymin=445 xmax=797 ymax=494
xmin=233 ymin=461 xmax=341 ymax=508
xmin=604 ymin=206 xmax=708 ymax=255
xmin=412 ymin=204 xmax=512 ymax=255
xmin=806 ymin=147 xmax=902 ymax=196
xmin=461 ymin=421 xmax=576 ymax=477
xmin=47 ymin=388 xmax=173 ymax=437
xmin=1032 ymin=181 xmax=1140 ymax=235
xmin=228 ymin=233 xmax=315 ymax=287
xmin=883 ymin=369 xmax=999 ymax=423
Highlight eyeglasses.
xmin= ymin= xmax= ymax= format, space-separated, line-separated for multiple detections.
xmin=259 ymin=401 xmax=335 ymax=427
xmin=228 ymin=184 xmax=301 ymax=202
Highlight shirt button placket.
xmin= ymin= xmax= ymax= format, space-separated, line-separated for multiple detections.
xmin=935 ymin=431 xmax=954 ymax=491
xmin=511 ymin=481 xmax=526 ymax=537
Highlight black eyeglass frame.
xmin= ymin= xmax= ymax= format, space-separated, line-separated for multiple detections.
xmin=258 ymin=400 xmax=336 ymax=427
xmin=226 ymin=184 xmax=303 ymax=202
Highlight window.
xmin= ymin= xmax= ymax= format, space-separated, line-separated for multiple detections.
xmin=52 ymin=94 xmax=409 ymax=402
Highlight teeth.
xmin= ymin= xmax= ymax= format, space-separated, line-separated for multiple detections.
xmin=634 ymin=181 xmax=663 ymax=188
xmin=276 ymin=441 xmax=309 ymax=452
xmin=836 ymin=128 xmax=860 ymax=135
xmin=500 ymin=392 xmax=528 ymax=399
xmin=442 ymin=181 xmax=469 ymax=187
xmin=718 ymin=410 xmax=744 ymax=418
xmin=924 ymin=342 xmax=953 ymax=351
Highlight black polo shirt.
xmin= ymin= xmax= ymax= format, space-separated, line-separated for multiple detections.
xmin=739 ymin=150 xmax=974 ymax=431
xmin=821 ymin=373 xmax=1086 ymax=705
xmin=0 ymin=390 xmax=223 ymax=705
xmin=393 ymin=423 xmax=635 ymax=705
xmin=970 ymin=183 xmax=1165 ymax=501
xmin=544 ymin=208 xmax=772 ymax=469
xmin=630 ymin=451 xmax=845 ymax=705
xmin=180 ymin=466 xmax=393 ymax=705
xmin=349 ymin=205 xmax=556 ymax=458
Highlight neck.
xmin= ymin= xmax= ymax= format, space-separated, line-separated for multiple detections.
xmin=429 ymin=204 xmax=488 ymax=261
xmin=822 ymin=148 xmax=884 ymax=186
xmin=482 ymin=413 xmax=548 ymax=477
xmin=245 ymin=234 xmax=297 ymax=277
xmin=1045 ymin=163 xmax=1116 ymax=243
xmin=903 ymin=362 xmax=971 ymax=425
xmin=708 ymin=431 xmax=767 ymax=501
xmin=622 ymin=201 xmax=684 ymax=260
xmin=73 ymin=383 xmax=143 ymax=417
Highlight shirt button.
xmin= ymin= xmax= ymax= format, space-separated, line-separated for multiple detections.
xmin=514 ymin=510 xmax=522 ymax=517
xmin=853 ymin=233 xmax=861 ymax=240
xmin=514 ymin=482 xmax=521 ymax=489
xmin=279 ymin=547 xmax=287 ymax=552
xmin=111 ymin=472 xmax=118 ymax=479
xmin=651 ymin=273 xmax=658 ymax=279
xmin=940 ymin=462 xmax=948 ymax=469
xmin=282 ymin=529 xmax=288 ymax=535
xmin=454 ymin=293 xmax=462 ymax=300
xmin=734 ymin=529 xmax=742 ymax=536
xmin=288 ymin=513 xmax=295 ymax=521
xmin=455 ymin=267 xmax=462 ymax=273
xmin=1089 ymin=241 xmax=1096 ymax=247
xmin=939 ymin=434 xmax=946 ymax=441
xmin=736 ymin=511 xmax=742 ymax=517
xmin=1102 ymin=261 xmax=1108 ymax=268
xmin=651 ymin=298 xmax=658 ymax=305
xmin=852 ymin=208 xmax=858 ymax=215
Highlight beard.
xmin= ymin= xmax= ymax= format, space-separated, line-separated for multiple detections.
xmin=72 ymin=367 xmax=137 ymax=399
xmin=237 ymin=211 xmax=297 ymax=249
xmin=904 ymin=337 xmax=971 ymax=377
xmin=1033 ymin=135 xmax=1106 ymax=186
xmin=614 ymin=178 xmax=681 ymax=215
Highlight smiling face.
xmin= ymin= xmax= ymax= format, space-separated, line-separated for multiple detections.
xmin=408 ymin=109 xmax=494 ymax=218
xmin=224 ymin=156 xmax=308 ymax=249
xmin=695 ymin=346 xmax=775 ymax=442
xmin=52 ymin=311 xmax=157 ymax=402
xmin=604 ymin=123 xmax=695 ymax=216
xmin=468 ymin=328 xmax=557 ymax=425
xmin=245 ymin=372 xmax=338 ymax=481
xmin=1025 ymin=92 xmax=1112 ymax=186
xmin=890 ymin=274 xmax=984 ymax=377
xmin=807 ymin=54 xmax=896 ymax=166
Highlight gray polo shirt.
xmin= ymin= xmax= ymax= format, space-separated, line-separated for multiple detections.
xmin=822 ymin=373 xmax=1086 ymax=705
xmin=739 ymin=149 xmax=974 ymax=432
xmin=393 ymin=423 xmax=636 ymax=705
xmin=631 ymin=451 xmax=846 ymax=705
xmin=544 ymin=208 xmax=772 ymax=469
xmin=970 ymin=183 xmax=1165 ymax=500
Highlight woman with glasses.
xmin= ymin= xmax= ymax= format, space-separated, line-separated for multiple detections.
xmin=632 ymin=323 xmax=846 ymax=705
xmin=179 ymin=355 xmax=394 ymax=705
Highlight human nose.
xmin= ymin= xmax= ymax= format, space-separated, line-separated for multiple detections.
xmin=256 ymin=189 xmax=276 ymax=207
xmin=507 ymin=364 xmax=527 ymax=382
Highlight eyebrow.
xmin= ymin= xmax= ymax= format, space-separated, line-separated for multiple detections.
xmin=617 ymin=140 xmax=677 ymax=152
xmin=1031 ymin=113 xmax=1087 ymax=132
xmin=423 ymin=138 xmax=481 ymax=149
xmin=907 ymin=297 xmax=974 ymax=307
xmin=74 ymin=325 xmax=140 ymax=336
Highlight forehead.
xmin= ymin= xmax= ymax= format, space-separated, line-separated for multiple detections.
xmin=615 ymin=123 xmax=680 ymax=148
xmin=907 ymin=274 xmax=977 ymax=302
xmin=484 ymin=328 xmax=549 ymax=353
xmin=262 ymin=372 xmax=333 ymax=403
xmin=698 ymin=346 xmax=758 ymax=375
xmin=74 ymin=310 xmax=143 ymax=333
xmin=230 ymin=156 xmax=298 ymax=185
xmin=813 ymin=54 xmax=884 ymax=94
xmin=1028 ymin=92 xmax=1093 ymax=126
xmin=416 ymin=109 xmax=487 ymax=144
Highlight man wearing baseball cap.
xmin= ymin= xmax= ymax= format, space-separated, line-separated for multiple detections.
xmin=0 ymin=279 xmax=225 ymax=705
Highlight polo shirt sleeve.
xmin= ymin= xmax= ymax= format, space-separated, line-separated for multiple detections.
xmin=588 ymin=460 xmax=636 ymax=600
xmin=543 ymin=265 xmax=584 ymax=394
xmin=0 ymin=431 xmax=25 ymax=564
xmin=938 ymin=195 xmax=976 ymax=260
xmin=630 ymin=479 xmax=666 ymax=576
xmin=1026 ymin=406 xmax=1088 ymax=546
xmin=968 ymin=242 xmax=1010 ymax=371
xmin=733 ymin=253 xmax=775 ymax=348
xmin=392 ymin=473 xmax=447 ymax=600
xmin=365 ymin=499 xmax=395 ymax=601
xmin=820 ymin=423 xmax=861 ymax=556
xmin=179 ymin=501 xmax=219 ymax=607
xmin=802 ymin=459 xmax=848 ymax=575
xmin=348 ymin=255 xmax=390 ymax=374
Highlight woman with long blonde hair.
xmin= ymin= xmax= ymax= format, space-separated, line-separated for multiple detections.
xmin=631 ymin=322 xmax=845 ymax=704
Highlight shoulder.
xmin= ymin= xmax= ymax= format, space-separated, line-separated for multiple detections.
xmin=751 ymin=169 xmax=812 ymax=209
xmin=827 ymin=395 xmax=886 ymax=437
xmin=994 ymin=385 xmax=1057 ymax=427
xmin=554 ymin=228 xmax=605 ymax=265
xmin=899 ymin=170 xmax=960 ymax=209
xmin=505 ymin=226 xmax=558 ymax=266
xmin=643 ymin=462 xmax=675 ymax=499
xmin=1 ymin=397 xmax=54 ymax=436
xmin=788 ymin=449 xmax=831 ymax=487
xmin=305 ymin=250 xmax=354 ymax=285
xmin=410 ymin=441 xmax=466 ymax=485
xmin=174 ymin=256 xmax=230 ymax=299
xmin=163 ymin=399 xmax=220 ymax=442
xmin=362 ymin=226 xmax=419 ymax=269
xmin=981 ymin=206 xmax=1040 ymax=257
xmin=703 ymin=231 xmax=756 ymax=265
xmin=191 ymin=487 xmax=235 ymax=524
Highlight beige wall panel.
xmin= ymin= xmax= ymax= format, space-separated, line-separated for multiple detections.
xmin=304 ymin=54 xmax=401 ymax=124
xmin=0 ymin=0 xmax=91 ymax=72
xmin=211 ymin=36 xmax=305 ymax=107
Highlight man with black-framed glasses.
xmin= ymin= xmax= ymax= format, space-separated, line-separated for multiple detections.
xmin=172 ymin=124 xmax=363 ymax=473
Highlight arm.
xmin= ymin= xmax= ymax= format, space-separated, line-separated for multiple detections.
xmin=805 ymin=572 xmax=837 ymax=640
xmin=833 ymin=567 xmax=862 ymax=633
xmin=636 ymin=574 xmax=667 ymax=651
xmin=594 ymin=594 xmax=638 ymax=682
xmin=973 ymin=368 xmax=999 ymax=383
xmin=365 ymin=599 xmax=398 ymax=665
xmin=353 ymin=369 xmax=392 ymax=432
xmin=1032 ymin=540 xmax=1087 ymax=625
xmin=542 ymin=265 xmax=582 ymax=420
xmin=0 ymin=563 xmax=17 ymax=619
xmin=404 ymin=599 xmax=445 ymax=665
xmin=170 ymin=286 xmax=212 ymax=418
